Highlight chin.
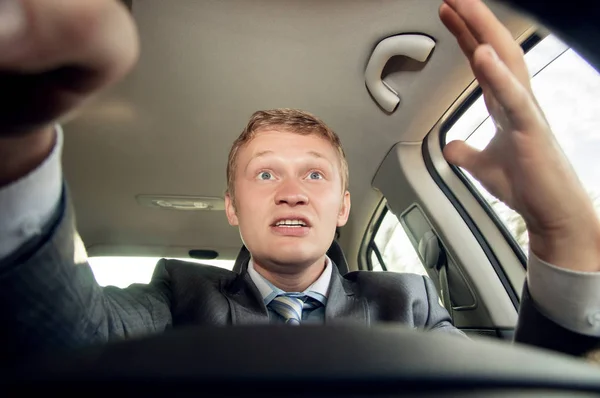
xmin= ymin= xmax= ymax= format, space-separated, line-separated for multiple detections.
xmin=262 ymin=242 xmax=324 ymax=268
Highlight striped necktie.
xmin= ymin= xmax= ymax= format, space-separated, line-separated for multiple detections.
xmin=269 ymin=293 xmax=321 ymax=325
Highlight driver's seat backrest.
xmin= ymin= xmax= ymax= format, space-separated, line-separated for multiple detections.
xmin=232 ymin=241 xmax=349 ymax=275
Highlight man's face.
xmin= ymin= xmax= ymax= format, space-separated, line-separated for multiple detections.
xmin=225 ymin=129 xmax=350 ymax=272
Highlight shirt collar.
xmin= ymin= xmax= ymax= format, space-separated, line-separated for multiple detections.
xmin=247 ymin=256 xmax=332 ymax=306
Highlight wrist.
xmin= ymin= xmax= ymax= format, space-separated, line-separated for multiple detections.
xmin=529 ymin=218 xmax=600 ymax=272
xmin=0 ymin=127 xmax=56 ymax=187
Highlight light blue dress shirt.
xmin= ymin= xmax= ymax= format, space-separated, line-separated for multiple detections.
xmin=247 ymin=257 xmax=332 ymax=324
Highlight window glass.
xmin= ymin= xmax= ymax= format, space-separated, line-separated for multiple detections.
xmin=88 ymin=257 xmax=234 ymax=287
xmin=371 ymin=208 xmax=428 ymax=275
xmin=370 ymin=251 xmax=384 ymax=272
xmin=445 ymin=35 xmax=600 ymax=255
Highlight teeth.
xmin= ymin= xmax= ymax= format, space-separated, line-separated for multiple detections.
xmin=275 ymin=219 xmax=306 ymax=227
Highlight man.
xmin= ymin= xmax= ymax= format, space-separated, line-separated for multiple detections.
xmin=0 ymin=0 xmax=599 ymax=363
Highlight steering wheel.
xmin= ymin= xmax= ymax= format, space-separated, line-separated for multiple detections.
xmin=6 ymin=325 xmax=600 ymax=395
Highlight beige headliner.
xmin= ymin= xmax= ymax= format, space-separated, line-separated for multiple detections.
xmin=62 ymin=0 xmax=533 ymax=269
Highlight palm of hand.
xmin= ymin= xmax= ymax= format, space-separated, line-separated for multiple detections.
xmin=465 ymin=91 xmax=581 ymax=236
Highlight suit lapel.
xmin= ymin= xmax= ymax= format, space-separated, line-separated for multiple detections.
xmin=222 ymin=259 xmax=270 ymax=325
xmin=325 ymin=262 xmax=370 ymax=325
xmin=222 ymin=258 xmax=369 ymax=325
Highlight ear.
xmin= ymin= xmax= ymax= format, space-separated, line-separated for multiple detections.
xmin=336 ymin=191 xmax=351 ymax=227
xmin=225 ymin=193 xmax=239 ymax=226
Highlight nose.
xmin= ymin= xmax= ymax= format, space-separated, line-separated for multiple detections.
xmin=274 ymin=180 xmax=309 ymax=207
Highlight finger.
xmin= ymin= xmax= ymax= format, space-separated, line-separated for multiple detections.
xmin=443 ymin=140 xmax=481 ymax=170
xmin=445 ymin=139 xmax=513 ymax=207
xmin=0 ymin=0 xmax=139 ymax=88
xmin=439 ymin=3 xmax=478 ymax=60
xmin=472 ymin=44 xmax=541 ymax=131
xmin=443 ymin=0 xmax=529 ymax=85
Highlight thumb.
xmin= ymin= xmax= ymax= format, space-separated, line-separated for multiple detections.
xmin=443 ymin=140 xmax=481 ymax=171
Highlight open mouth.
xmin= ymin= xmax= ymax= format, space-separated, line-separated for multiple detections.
xmin=270 ymin=218 xmax=311 ymax=237
xmin=273 ymin=219 xmax=308 ymax=228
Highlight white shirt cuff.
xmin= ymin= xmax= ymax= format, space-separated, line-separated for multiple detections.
xmin=0 ymin=125 xmax=63 ymax=260
xmin=527 ymin=251 xmax=600 ymax=337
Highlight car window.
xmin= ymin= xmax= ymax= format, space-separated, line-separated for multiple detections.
xmin=370 ymin=207 xmax=428 ymax=275
xmin=445 ymin=34 xmax=600 ymax=256
xmin=88 ymin=257 xmax=234 ymax=287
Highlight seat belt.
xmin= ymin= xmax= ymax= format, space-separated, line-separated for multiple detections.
xmin=418 ymin=231 xmax=453 ymax=322
xmin=435 ymin=244 xmax=453 ymax=322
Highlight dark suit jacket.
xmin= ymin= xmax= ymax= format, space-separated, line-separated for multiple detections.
xmin=0 ymin=193 xmax=598 ymax=363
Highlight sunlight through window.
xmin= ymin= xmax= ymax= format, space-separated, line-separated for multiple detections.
xmin=445 ymin=35 xmax=600 ymax=255
xmin=88 ymin=257 xmax=234 ymax=287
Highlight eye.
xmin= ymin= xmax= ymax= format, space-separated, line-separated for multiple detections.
xmin=258 ymin=171 xmax=274 ymax=180
xmin=308 ymin=171 xmax=324 ymax=180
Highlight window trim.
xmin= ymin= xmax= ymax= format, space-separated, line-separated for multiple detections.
xmin=366 ymin=206 xmax=390 ymax=271
xmin=359 ymin=198 xmax=387 ymax=271
xmin=399 ymin=203 xmax=480 ymax=312
xmin=418 ymin=33 xmax=545 ymax=309
xmin=438 ymin=87 xmax=528 ymax=270
xmin=438 ymin=33 xmax=544 ymax=269
xmin=367 ymin=203 xmax=434 ymax=276
xmin=422 ymin=135 xmax=520 ymax=309
xmin=368 ymin=242 xmax=387 ymax=271
xmin=363 ymin=199 xmax=480 ymax=311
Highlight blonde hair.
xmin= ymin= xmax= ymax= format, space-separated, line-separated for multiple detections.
xmin=226 ymin=109 xmax=349 ymax=202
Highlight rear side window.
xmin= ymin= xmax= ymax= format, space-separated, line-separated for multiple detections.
xmin=369 ymin=207 xmax=428 ymax=275
xmin=444 ymin=34 xmax=600 ymax=256
xmin=88 ymin=257 xmax=234 ymax=287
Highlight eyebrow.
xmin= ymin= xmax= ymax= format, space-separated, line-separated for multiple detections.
xmin=245 ymin=150 xmax=331 ymax=172
xmin=306 ymin=150 xmax=326 ymax=159
xmin=252 ymin=150 xmax=326 ymax=159
xmin=251 ymin=150 xmax=274 ymax=159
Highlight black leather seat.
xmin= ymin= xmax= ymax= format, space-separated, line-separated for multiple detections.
xmin=232 ymin=241 xmax=349 ymax=275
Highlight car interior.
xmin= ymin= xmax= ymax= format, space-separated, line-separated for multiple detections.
xmin=8 ymin=0 xmax=600 ymax=395
xmin=68 ymin=0 xmax=533 ymax=335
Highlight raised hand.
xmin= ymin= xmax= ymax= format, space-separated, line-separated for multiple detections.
xmin=439 ymin=0 xmax=600 ymax=271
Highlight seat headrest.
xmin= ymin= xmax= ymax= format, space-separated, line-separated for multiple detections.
xmin=232 ymin=241 xmax=349 ymax=275
xmin=232 ymin=245 xmax=251 ymax=274
xmin=326 ymin=240 xmax=349 ymax=275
